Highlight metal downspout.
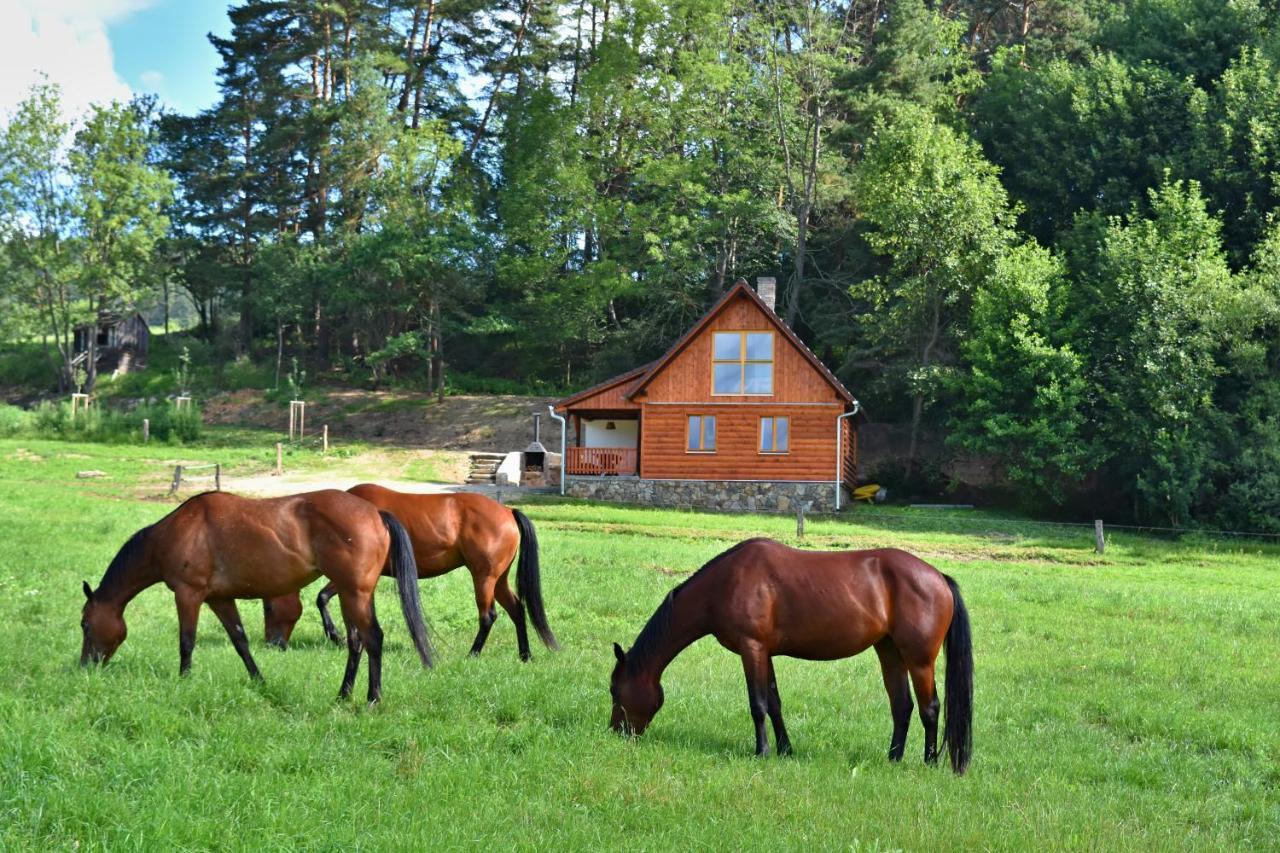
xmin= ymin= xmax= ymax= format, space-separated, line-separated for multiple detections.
xmin=547 ymin=405 xmax=567 ymax=496
xmin=836 ymin=400 xmax=862 ymax=511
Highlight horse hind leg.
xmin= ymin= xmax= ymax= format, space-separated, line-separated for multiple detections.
xmin=874 ymin=639 xmax=914 ymax=762
xmin=316 ymin=582 xmax=344 ymax=646
xmin=494 ymin=571 xmax=531 ymax=662
xmin=469 ymin=573 xmax=500 ymax=657
xmin=363 ymin=597 xmax=385 ymax=706
xmin=908 ymin=663 xmax=941 ymax=766
xmin=336 ymin=590 xmax=383 ymax=706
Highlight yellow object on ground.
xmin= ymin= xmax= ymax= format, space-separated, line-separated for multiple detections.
xmin=853 ymin=484 xmax=882 ymax=503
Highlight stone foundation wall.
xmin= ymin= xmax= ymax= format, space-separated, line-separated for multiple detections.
xmin=565 ymin=477 xmax=843 ymax=513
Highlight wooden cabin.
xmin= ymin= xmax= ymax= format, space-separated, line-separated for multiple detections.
xmin=73 ymin=311 xmax=150 ymax=374
xmin=555 ymin=278 xmax=864 ymax=512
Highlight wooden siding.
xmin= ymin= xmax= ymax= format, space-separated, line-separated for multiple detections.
xmin=636 ymin=292 xmax=842 ymax=406
xmin=639 ymin=404 xmax=844 ymax=481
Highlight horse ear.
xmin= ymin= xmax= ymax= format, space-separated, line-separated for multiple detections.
xmin=82 ymin=581 xmax=93 ymax=601
xmin=613 ymin=642 xmax=625 ymax=663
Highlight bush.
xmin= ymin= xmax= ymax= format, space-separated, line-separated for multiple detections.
xmin=12 ymin=399 xmax=201 ymax=444
xmin=0 ymin=404 xmax=31 ymax=437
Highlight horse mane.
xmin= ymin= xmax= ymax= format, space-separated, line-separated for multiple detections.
xmin=624 ymin=538 xmax=763 ymax=675
xmin=96 ymin=525 xmax=154 ymax=598
xmin=95 ymin=493 xmax=211 ymax=598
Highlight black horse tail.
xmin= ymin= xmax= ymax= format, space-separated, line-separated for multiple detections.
xmin=382 ymin=511 xmax=433 ymax=668
xmin=512 ymin=508 xmax=559 ymax=650
xmin=942 ymin=574 xmax=973 ymax=775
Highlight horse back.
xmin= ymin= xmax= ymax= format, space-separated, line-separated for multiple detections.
xmin=346 ymin=484 xmax=517 ymax=576
xmin=159 ymin=490 xmax=388 ymax=597
xmin=706 ymin=540 xmax=952 ymax=662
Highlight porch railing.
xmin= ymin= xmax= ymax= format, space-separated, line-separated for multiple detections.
xmin=565 ymin=446 xmax=638 ymax=476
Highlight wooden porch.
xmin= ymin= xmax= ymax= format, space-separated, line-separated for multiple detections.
xmin=564 ymin=446 xmax=638 ymax=476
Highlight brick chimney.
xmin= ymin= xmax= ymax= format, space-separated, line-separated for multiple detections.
xmin=756 ymin=277 xmax=777 ymax=312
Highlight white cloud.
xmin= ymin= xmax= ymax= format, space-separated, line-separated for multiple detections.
xmin=139 ymin=69 xmax=165 ymax=89
xmin=0 ymin=0 xmax=159 ymax=123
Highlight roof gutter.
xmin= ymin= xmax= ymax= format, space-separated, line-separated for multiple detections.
xmin=835 ymin=400 xmax=862 ymax=511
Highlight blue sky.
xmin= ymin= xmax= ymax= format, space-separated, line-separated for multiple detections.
xmin=1 ymin=0 xmax=231 ymax=121
xmin=109 ymin=0 xmax=230 ymax=115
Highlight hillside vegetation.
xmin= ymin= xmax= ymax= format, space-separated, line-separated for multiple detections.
xmin=4 ymin=1 xmax=1280 ymax=527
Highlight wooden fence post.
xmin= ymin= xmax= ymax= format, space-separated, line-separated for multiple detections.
xmin=169 ymin=465 xmax=182 ymax=496
xmin=1094 ymin=519 xmax=1105 ymax=554
xmin=275 ymin=442 xmax=283 ymax=476
xmin=323 ymin=424 xmax=329 ymax=453
xmin=796 ymin=504 xmax=806 ymax=538
xmin=215 ymin=463 xmax=221 ymax=492
xmin=142 ymin=418 xmax=149 ymax=443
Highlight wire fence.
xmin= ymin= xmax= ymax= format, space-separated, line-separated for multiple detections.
xmin=843 ymin=506 xmax=1280 ymax=546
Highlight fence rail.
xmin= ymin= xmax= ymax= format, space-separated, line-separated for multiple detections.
xmin=565 ymin=446 xmax=638 ymax=476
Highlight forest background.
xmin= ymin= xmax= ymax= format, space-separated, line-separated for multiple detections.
xmin=3 ymin=0 xmax=1280 ymax=530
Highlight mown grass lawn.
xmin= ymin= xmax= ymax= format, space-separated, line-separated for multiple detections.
xmin=0 ymin=437 xmax=1277 ymax=850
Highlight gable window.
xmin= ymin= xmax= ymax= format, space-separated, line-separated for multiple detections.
xmin=713 ymin=331 xmax=773 ymax=395
xmin=760 ymin=416 xmax=790 ymax=454
xmin=687 ymin=415 xmax=716 ymax=452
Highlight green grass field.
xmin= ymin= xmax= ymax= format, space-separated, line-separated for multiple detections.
xmin=0 ymin=437 xmax=1277 ymax=850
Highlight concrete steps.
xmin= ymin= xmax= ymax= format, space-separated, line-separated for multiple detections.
xmin=466 ymin=452 xmax=507 ymax=485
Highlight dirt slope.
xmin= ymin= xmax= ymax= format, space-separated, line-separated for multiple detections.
xmin=202 ymin=390 xmax=558 ymax=451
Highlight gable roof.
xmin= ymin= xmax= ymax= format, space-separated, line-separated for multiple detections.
xmin=555 ymin=361 xmax=652 ymax=410
xmin=627 ymin=280 xmax=856 ymax=406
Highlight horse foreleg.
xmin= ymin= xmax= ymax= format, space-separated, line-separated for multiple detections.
xmin=469 ymin=573 xmax=500 ymax=657
xmin=316 ymin=582 xmax=343 ymax=645
xmin=767 ymin=659 xmax=792 ymax=756
xmin=494 ymin=572 xmax=531 ymax=662
xmin=908 ymin=664 xmax=941 ymax=766
xmin=740 ymin=644 xmax=772 ymax=757
xmin=175 ymin=589 xmax=203 ymax=677
xmin=208 ymin=598 xmax=263 ymax=681
xmin=875 ymin=639 xmax=914 ymax=762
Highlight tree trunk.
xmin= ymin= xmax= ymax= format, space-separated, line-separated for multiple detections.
xmin=84 ymin=298 xmax=101 ymax=393
xmin=431 ymin=299 xmax=444 ymax=403
xmin=467 ymin=0 xmax=536 ymax=160
xmin=275 ymin=321 xmax=285 ymax=390
xmin=904 ymin=295 xmax=943 ymax=481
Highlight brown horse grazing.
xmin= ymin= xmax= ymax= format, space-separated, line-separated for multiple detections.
xmin=262 ymin=484 xmax=558 ymax=661
xmin=80 ymin=490 xmax=433 ymax=704
xmin=609 ymin=538 xmax=973 ymax=774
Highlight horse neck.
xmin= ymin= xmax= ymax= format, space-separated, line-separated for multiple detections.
xmin=96 ymin=543 xmax=161 ymax=610
xmin=632 ymin=584 xmax=712 ymax=683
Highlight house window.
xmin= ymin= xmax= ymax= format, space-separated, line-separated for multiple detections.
xmin=713 ymin=331 xmax=773 ymax=395
xmin=760 ymin=416 xmax=790 ymax=453
xmin=687 ymin=415 xmax=716 ymax=452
